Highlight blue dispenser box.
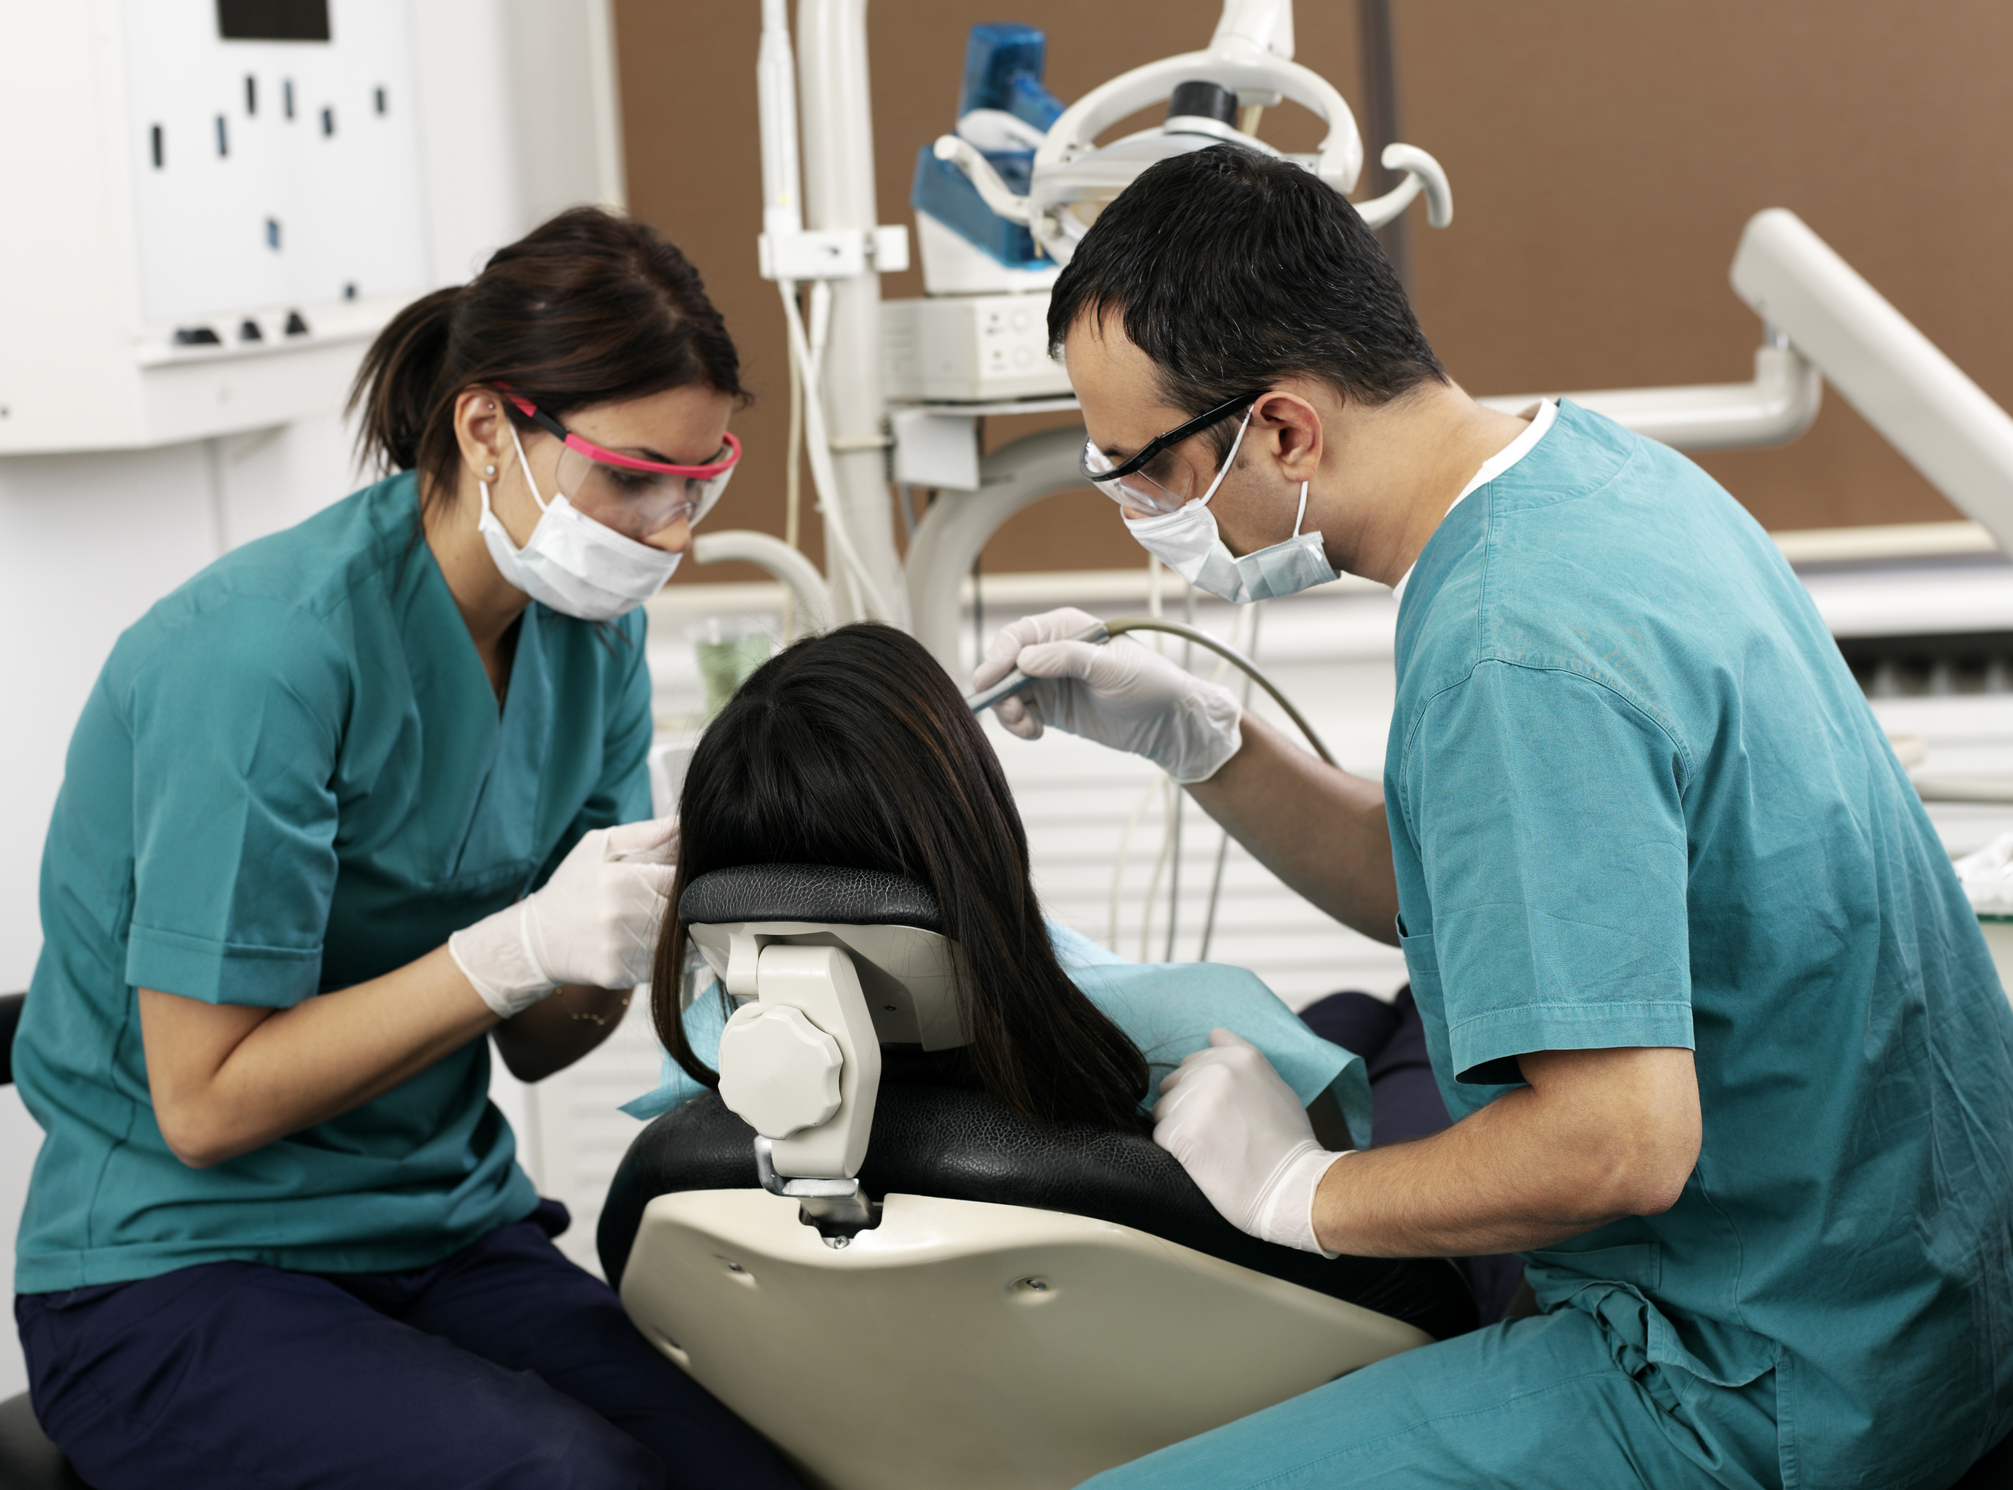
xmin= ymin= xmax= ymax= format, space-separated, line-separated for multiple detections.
xmin=912 ymin=23 xmax=1066 ymax=269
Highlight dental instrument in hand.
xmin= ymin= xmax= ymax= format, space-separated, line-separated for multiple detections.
xmin=965 ymin=615 xmax=1337 ymax=768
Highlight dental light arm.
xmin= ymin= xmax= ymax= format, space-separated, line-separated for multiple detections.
xmin=1479 ymin=207 xmax=2013 ymax=555
xmin=1033 ymin=40 xmax=1364 ymax=202
xmin=1729 ymin=209 xmax=2013 ymax=555
xmin=1479 ymin=340 xmax=1821 ymax=453
xmin=1356 ymin=143 xmax=1453 ymax=231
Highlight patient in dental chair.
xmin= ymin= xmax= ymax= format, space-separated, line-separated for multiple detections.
xmin=629 ymin=622 xmax=1364 ymax=1133
xmin=625 ymin=621 xmax=1519 ymax=1318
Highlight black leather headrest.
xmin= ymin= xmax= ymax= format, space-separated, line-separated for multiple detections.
xmin=598 ymin=1085 xmax=1477 ymax=1343
xmin=680 ymin=864 xmax=942 ymax=933
xmin=0 ymin=993 xmax=25 ymax=1089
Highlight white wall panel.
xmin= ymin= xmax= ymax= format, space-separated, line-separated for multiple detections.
xmin=121 ymin=0 xmax=428 ymax=324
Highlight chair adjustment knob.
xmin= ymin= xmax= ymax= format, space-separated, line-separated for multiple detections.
xmin=716 ymin=1004 xmax=845 ymax=1139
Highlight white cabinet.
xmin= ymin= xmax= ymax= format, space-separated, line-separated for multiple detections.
xmin=0 ymin=0 xmax=429 ymax=454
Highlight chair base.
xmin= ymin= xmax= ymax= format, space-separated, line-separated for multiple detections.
xmin=622 ymin=1188 xmax=1432 ymax=1490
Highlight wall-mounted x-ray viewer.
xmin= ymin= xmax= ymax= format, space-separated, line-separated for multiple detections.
xmin=0 ymin=0 xmax=430 ymax=454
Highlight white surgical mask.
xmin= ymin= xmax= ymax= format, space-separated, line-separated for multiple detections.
xmin=1122 ymin=408 xmax=1339 ymax=604
xmin=478 ymin=423 xmax=683 ymax=621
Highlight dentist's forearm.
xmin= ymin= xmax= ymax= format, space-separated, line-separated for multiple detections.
xmin=1310 ymin=1047 xmax=1702 ymax=1256
xmin=1185 ymin=711 xmax=1400 ymax=945
xmin=140 ymin=947 xmax=497 ymax=1168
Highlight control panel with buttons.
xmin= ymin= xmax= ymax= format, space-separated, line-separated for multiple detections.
xmin=881 ymin=293 xmax=1075 ymax=403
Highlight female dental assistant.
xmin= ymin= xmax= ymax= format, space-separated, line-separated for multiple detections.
xmin=12 ymin=208 xmax=801 ymax=1490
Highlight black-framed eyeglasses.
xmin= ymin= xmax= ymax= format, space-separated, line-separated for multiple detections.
xmin=1079 ymin=388 xmax=1271 ymax=516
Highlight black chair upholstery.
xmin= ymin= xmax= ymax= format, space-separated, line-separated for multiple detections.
xmin=1954 ymin=1428 xmax=2013 ymax=1489
xmin=679 ymin=864 xmax=943 ymax=932
xmin=0 ymin=1393 xmax=87 ymax=1489
xmin=600 ymin=1083 xmax=1480 ymax=1343
xmin=647 ymin=864 xmax=1477 ymax=1338
xmin=0 ymin=998 xmax=87 ymax=1488
xmin=0 ymin=992 xmax=24 ymax=1090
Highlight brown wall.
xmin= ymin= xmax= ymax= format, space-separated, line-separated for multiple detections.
xmin=614 ymin=1 xmax=2013 ymax=583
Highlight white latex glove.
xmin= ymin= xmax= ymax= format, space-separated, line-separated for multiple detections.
xmin=970 ymin=606 xmax=1243 ymax=784
xmin=1152 ymin=1028 xmax=1348 ymax=1254
xmin=449 ymin=817 xmax=679 ymax=1019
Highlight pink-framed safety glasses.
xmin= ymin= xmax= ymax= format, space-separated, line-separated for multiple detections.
xmin=506 ymin=394 xmax=741 ymax=537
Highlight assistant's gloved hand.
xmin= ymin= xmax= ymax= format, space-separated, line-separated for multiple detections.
xmin=971 ymin=606 xmax=1243 ymax=784
xmin=449 ymin=816 xmax=679 ymax=1019
xmin=1153 ymin=1028 xmax=1348 ymax=1254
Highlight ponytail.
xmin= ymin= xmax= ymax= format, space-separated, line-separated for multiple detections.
xmin=345 ymin=207 xmax=746 ymax=515
xmin=349 ymin=286 xmax=460 ymax=478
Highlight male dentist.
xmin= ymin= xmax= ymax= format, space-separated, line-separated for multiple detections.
xmin=974 ymin=145 xmax=2013 ymax=1488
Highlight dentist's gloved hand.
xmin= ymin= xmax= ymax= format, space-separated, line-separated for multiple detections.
xmin=449 ymin=816 xmax=679 ymax=1019
xmin=1153 ymin=1028 xmax=1348 ymax=1254
xmin=972 ymin=607 xmax=1243 ymax=784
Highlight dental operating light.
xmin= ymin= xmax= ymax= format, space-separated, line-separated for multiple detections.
xmin=931 ymin=0 xmax=1452 ymax=267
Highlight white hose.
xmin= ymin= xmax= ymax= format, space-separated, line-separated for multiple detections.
xmin=1162 ymin=582 xmax=1199 ymax=960
xmin=1108 ymin=774 xmax=1164 ymax=952
xmin=1198 ymin=604 xmax=1262 ymax=962
xmin=1099 ymin=600 xmax=1280 ymax=964
xmin=778 ymin=279 xmax=897 ymax=622
xmin=1139 ymin=776 xmax=1178 ymax=963
xmin=782 ymin=292 xmax=804 ymax=640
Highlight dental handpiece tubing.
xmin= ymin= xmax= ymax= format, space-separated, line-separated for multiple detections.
xmin=964 ymin=616 xmax=1337 ymax=768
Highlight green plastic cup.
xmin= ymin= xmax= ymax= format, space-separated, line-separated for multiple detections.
xmin=688 ymin=615 xmax=774 ymax=720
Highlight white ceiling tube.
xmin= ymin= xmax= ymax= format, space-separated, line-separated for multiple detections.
xmin=1477 ymin=339 xmax=1821 ymax=453
xmin=691 ymin=530 xmax=833 ymax=636
xmin=1732 ymin=208 xmax=2013 ymax=557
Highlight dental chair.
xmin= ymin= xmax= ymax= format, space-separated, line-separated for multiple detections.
xmin=0 ymin=943 xmax=2006 ymax=1490
xmin=597 ymin=865 xmax=1475 ymax=1490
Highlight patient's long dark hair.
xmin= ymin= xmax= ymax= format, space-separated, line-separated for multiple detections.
xmin=650 ymin=623 xmax=1151 ymax=1132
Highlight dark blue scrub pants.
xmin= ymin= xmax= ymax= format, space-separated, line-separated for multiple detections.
xmin=15 ymin=1201 xmax=800 ymax=1490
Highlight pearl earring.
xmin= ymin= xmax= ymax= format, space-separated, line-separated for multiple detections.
xmin=484 ymin=463 xmax=497 ymax=478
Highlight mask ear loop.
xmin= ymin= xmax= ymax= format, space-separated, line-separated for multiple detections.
xmin=506 ymin=422 xmax=553 ymax=515
xmin=1292 ymin=480 xmax=1311 ymax=536
xmin=1196 ymin=405 xmax=1257 ymax=509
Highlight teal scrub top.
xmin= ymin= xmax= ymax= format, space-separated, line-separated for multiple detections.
xmin=1390 ymin=400 xmax=2013 ymax=1481
xmin=625 ymin=921 xmax=1373 ymax=1148
xmin=16 ymin=471 xmax=654 ymax=1292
